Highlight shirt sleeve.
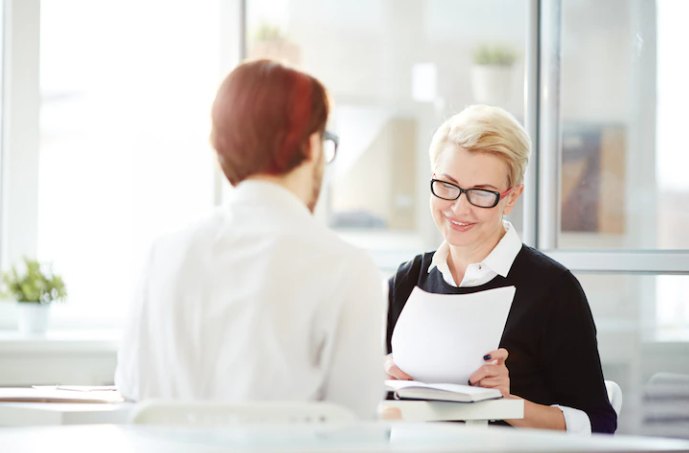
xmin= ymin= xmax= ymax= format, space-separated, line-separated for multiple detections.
xmin=114 ymin=246 xmax=155 ymax=401
xmin=541 ymin=271 xmax=617 ymax=434
xmin=552 ymin=404 xmax=592 ymax=435
xmin=321 ymin=250 xmax=386 ymax=420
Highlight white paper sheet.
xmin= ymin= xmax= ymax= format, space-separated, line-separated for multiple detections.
xmin=391 ymin=286 xmax=515 ymax=384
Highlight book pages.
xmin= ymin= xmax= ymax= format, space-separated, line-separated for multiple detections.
xmin=391 ymin=286 xmax=515 ymax=384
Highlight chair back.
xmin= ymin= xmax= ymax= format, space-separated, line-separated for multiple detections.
xmin=129 ymin=400 xmax=359 ymax=425
xmin=604 ymin=380 xmax=623 ymax=416
xmin=645 ymin=372 xmax=689 ymax=438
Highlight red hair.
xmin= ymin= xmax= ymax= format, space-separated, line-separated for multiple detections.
xmin=210 ymin=59 xmax=329 ymax=185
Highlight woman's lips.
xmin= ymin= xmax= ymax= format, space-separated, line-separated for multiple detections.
xmin=447 ymin=217 xmax=475 ymax=232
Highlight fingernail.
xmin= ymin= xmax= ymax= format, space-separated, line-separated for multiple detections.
xmin=407 ymin=378 xmax=413 ymax=381
xmin=467 ymin=379 xmax=472 ymax=385
xmin=483 ymin=354 xmax=491 ymax=360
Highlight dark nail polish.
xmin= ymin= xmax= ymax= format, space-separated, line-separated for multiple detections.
xmin=467 ymin=379 xmax=472 ymax=385
xmin=483 ymin=354 xmax=491 ymax=361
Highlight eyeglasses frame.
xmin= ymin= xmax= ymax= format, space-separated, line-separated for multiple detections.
xmin=430 ymin=177 xmax=512 ymax=209
xmin=322 ymin=130 xmax=339 ymax=164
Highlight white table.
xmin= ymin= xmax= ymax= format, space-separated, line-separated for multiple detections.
xmin=0 ymin=402 xmax=133 ymax=426
xmin=381 ymin=399 xmax=524 ymax=426
xmin=2 ymin=422 xmax=689 ymax=452
xmin=0 ymin=398 xmax=523 ymax=427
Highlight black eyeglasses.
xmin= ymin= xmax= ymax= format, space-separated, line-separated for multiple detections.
xmin=430 ymin=178 xmax=512 ymax=208
xmin=323 ymin=130 xmax=338 ymax=164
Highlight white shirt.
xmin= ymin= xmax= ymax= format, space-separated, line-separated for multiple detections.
xmin=429 ymin=220 xmax=592 ymax=435
xmin=115 ymin=180 xmax=386 ymax=419
xmin=428 ymin=220 xmax=523 ymax=287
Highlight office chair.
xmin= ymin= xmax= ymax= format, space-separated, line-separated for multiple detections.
xmin=129 ymin=400 xmax=358 ymax=425
xmin=604 ymin=380 xmax=623 ymax=417
xmin=644 ymin=372 xmax=689 ymax=438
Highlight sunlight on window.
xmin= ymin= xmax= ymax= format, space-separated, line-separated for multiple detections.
xmin=38 ymin=0 xmax=222 ymax=317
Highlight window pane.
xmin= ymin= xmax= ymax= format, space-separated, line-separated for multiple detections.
xmin=558 ymin=0 xmax=689 ymax=250
xmin=38 ymin=0 xmax=221 ymax=317
xmin=247 ymin=0 xmax=528 ymax=252
xmin=0 ymin=2 xmax=3 ymax=132
xmin=578 ymin=273 xmax=689 ymax=438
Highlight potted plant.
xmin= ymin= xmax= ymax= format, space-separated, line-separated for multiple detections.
xmin=471 ymin=43 xmax=517 ymax=106
xmin=1 ymin=258 xmax=67 ymax=334
xmin=247 ymin=22 xmax=301 ymax=66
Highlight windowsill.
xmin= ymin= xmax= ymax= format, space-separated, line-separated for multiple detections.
xmin=0 ymin=302 xmax=126 ymax=333
xmin=0 ymin=329 xmax=122 ymax=354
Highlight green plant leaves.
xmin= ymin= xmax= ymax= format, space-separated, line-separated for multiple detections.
xmin=0 ymin=257 xmax=67 ymax=303
xmin=472 ymin=44 xmax=517 ymax=66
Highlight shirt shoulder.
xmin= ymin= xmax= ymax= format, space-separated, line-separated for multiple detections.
xmin=503 ymin=245 xmax=584 ymax=312
xmin=510 ymin=245 xmax=570 ymax=280
xmin=388 ymin=252 xmax=437 ymax=304
xmin=149 ymin=206 xmax=227 ymax=255
xmin=509 ymin=246 xmax=591 ymax=318
xmin=392 ymin=252 xmax=435 ymax=283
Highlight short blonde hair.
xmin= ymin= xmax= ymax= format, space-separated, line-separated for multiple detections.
xmin=429 ymin=105 xmax=531 ymax=187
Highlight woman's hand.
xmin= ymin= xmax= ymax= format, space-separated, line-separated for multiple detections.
xmin=384 ymin=355 xmax=413 ymax=380
xmin=468 ymin=348 xmax=510 ymax=397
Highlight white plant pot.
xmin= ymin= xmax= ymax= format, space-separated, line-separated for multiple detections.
xmin=471 ymin=65 xmax=514 ymax=106
xmin=17 ymin=303 xmax=52 ymax=335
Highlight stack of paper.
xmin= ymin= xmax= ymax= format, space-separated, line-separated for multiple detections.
xmin=391 ymin=286 xmax=515 ymax=384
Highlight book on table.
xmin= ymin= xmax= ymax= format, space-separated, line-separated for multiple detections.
xmin=385 ymin=380 xmax=502 ymax=403
xmin=0 ymin=387 xmax=124 ymax=404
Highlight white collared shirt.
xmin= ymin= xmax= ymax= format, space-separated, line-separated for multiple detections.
xmin=428 ymin=220 xmax=522 ymax=288
xmin=428 ymin=220 xmax=592 ymax=435
xmin=116 ymin=180 xmax=386 ymax=419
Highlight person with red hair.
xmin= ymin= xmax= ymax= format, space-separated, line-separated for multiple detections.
xmin=116 ymin=60 xmax=385 ymax=419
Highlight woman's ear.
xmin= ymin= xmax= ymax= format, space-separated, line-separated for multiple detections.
xmin=304 ymin=132 xmax=322 ymax=163
xmin=502 ymin=184 xmax=524 ymax=216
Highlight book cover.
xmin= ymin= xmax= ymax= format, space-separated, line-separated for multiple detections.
xmin=385 ymin=380 xmax=502 ymax=403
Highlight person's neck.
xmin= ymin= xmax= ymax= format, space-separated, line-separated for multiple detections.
xmin=446 ymin=223 xmax=506 ymax=284
xmin=246 ymin=167 xmax=312 ymax=210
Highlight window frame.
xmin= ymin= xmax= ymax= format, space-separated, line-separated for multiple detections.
xmin=0 ymin=0 xmax=244 ymax=329
xmin=1 ymin=0 xmax=688 ymax=329
xmin=533 ymin=0 xmax=689 ymax=273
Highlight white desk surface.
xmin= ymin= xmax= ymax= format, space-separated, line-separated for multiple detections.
xmin=381 ymin=398 xmax=524 ymax=422
xmin=0 ymin=399 xmax=523 ymax=427
xmin=1 ymin=422 xmax=689 ymax=453
xmin=0 ymin=402 xmax=133 ymax=426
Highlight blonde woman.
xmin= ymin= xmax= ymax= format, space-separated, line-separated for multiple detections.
xmin=384 ymin=105 xmax=616 ymax=434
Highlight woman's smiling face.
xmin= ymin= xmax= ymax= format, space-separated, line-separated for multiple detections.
xmin=430 ymin=144 xmax=521 ymax=251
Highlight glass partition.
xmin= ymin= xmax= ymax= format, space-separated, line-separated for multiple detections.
xmin=247 ymin=0 xmax=529 ymax=255
xmin=577 ymin=272 xmax=689 ymax=437
xmin=557 ymin=0 xmax=689 ymax=250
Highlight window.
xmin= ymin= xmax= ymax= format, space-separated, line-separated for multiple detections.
xmin=541 ymin=0 xmax=689 ymax=438
xmin=555 ymin=0 xmax=689 ymax=250
xmin=577 ymin=273 xmax=689 ymax=435
xmin=246 ymin=0 xmax=528 ymax=261
xmin=36 ymin=0 xmax=226 ymax=319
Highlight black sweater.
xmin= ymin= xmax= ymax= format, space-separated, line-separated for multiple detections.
xmin=387 ymin=244 xmax=617 ymax=434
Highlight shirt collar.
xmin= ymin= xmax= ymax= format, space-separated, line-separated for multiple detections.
xmin=230 ymin=180 xmax=312 ymax=219
xmin=483 ymin=220 xmax=522 ymax=277
xmin=428 ymin=220 xmax=522 ymax=278
xmin=428 ymin=241 xmax=451 ymax=275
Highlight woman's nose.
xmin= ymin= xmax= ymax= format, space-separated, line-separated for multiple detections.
xmin=451 ymin=192 xmax=473 ymax=214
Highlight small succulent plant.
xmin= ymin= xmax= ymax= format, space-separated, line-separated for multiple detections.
xmin=472 ymin=44 xmax=517 ymax=66
xmin=1 ymin=257 xmax=67 ymax=303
